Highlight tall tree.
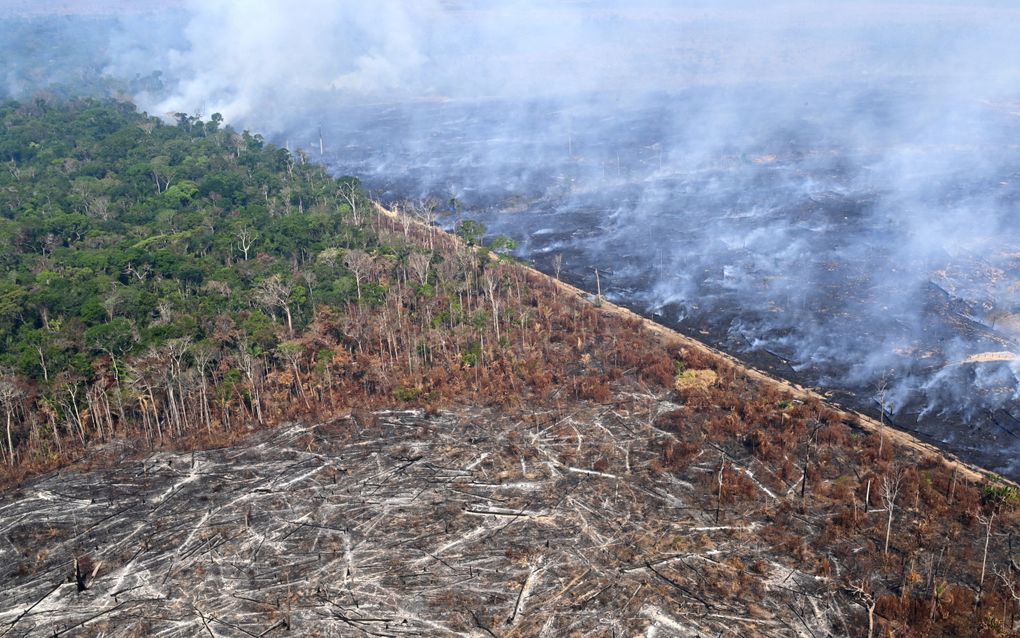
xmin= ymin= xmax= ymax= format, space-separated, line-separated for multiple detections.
xmin=0 ymin=379 xmax=22 ymax=466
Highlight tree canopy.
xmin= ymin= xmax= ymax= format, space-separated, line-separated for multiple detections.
xmin=0 ymin=97 xmax=372 ymax=382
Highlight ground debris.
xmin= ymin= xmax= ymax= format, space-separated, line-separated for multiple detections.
xmin=0 ymin=402 xmax=843 ymax=637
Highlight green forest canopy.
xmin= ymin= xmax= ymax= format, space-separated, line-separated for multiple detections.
xmin=0 ymin=98 xmax=374 ymax=384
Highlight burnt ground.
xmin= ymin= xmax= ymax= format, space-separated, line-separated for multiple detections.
xmin=0 ymin=402 xmax=844 ymax=637
xmin=311 ymin=88 xmax=1020 ymax=480
xmin=466 ymin=195 xmax=1020 ymax=479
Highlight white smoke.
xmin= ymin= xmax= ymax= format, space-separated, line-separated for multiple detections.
xmin=141 ymin=0 xmax=437 ymax=120
xmin=143 ymin=1 xmax=1020 ymax=123
xmin=105 ymin=0 xmax=1020 ymax=472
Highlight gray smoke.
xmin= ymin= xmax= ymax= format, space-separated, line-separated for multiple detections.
xmin=108 ymin=1 xmax=1020 ymax=473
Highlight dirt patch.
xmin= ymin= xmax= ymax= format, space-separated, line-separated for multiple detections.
xmin=959 ymin=351 xmax=1019 ymax=365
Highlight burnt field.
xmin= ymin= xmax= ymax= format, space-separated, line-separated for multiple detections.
xmin=307 ymin=85 xmax=1020 ymax=478
xmin=475 ymin=180 xmax=1020 ymax=478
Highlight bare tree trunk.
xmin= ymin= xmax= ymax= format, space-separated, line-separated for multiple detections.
xmin=978 ymin=511 xmax=996 ymax=604
xmin=866 ymin=600 xmax=875 ymax=638
xmin=103 ymin=350 xmax=127 ymax=426
xmin=485 ymin=276 xmax=500 ymax=343
xmin=86 ymin=388 xmax=103 ymax=441
xmin=66 ymin=386 xmax=86 ymax=445
xmin=176 ymin=377 xmax=190 ymax=432
xmin=716 ymin=459 xmax=725 ymax=524
xmin=167 ymin=382 xmax=181 ymax=436
xmin=884 ymin=506 xmax=895 ymax=556
xmin=4 ymin=408 xmax=12 ymax=466
xmin=200 ymin=377 xmax=211 ymax=432
xmin=37 ymin=346 xmax=48 ymax=383
xmin=881 ymin=468 xmax=904 ymax=557
xmin=49 ymin=409 xmax=61 ymax=453
xmin=849 ymin=582 xmax=876 ymax=638
xmin=239 ymin=345 xmax=265 ymax=425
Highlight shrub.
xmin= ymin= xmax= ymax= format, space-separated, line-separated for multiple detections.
xmin=674 ymin=368 xmax=718 ymax=393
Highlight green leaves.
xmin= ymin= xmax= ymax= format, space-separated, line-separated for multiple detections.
xmin=983 ymin=481 xmax=1018 ymax=507
xmin=456 ymin=219 xmax=486 ymax=246
xmin=0 ymin=98 xmax=379 ymax=386
xmin=161 ymin=180 xmax=198 ymax=205
xmin=488 ymin=234 xmax=517 ymax=254
xmin=84 ymin=317 xmax=136 ymax=356
xmin=0 ymin=283 xmax=26 ymax=339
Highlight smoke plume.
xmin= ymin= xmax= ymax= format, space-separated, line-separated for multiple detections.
xmin=105 ymin=1 xmax=1020 ymax=473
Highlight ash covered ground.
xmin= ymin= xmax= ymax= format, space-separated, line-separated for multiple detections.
xmin=0 ymin=404 xmax=845 ymax=637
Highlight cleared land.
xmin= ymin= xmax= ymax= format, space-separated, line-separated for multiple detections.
xmin=0 ymin=405 xmax=846 ymax=637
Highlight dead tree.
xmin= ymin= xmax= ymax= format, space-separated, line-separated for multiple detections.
xmin=89 ymin=195 xmax=111 ymax=221
xmin=410 ymin=199 xmax=439 ymax=250
xmin=801 ymin=420 xmax=824 ymax=507
xmin=996 ymin=567 xmax=1020 ymax=629
xmin=846 ymin=580 xmax=877 ymax=638
xmin=0 ymin=379 xmax=22 ymax=466
xmin=277 ymin=341 xmax=311 ymax=411
xmin=191 ymin=343 xmax=215 ymax=433
xmin=236 ymin=340 xmax=265 ymax=425
xmin=977 ymin=485 xmax=1017 ymax=605
xmin=483 ymin=274 xmax=501 ymax=343
xmin=977 ymin=511 xmax=996 ymax=605
xmin=126 ymin=352 xmax=164 ymax=443
xmin=408 ymin=252 xmax=433 ymax=287
xmin=881 ymin=467 xmax=905 ymax=556
xmin=73 ymin=556 xmax=88 ymax=592
xmin=165 ymin=338 xmax=193 ymax=434
xmin=343 ymin=250 xmax=376 ymax=302
xmin=715 ymin=456 xmax=725 ymax=523
xmin=237 ymin=227 xmax=257 ymax=261
xmin=255 ymin=275 xmax=294 ymax=335
xmin=927 ymin=546 xmax=947 ymax=622
xmin=337 ymin=181 xmax=362 ymax=225
xmin=124 ymin=262 xmax=151 ymax=282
